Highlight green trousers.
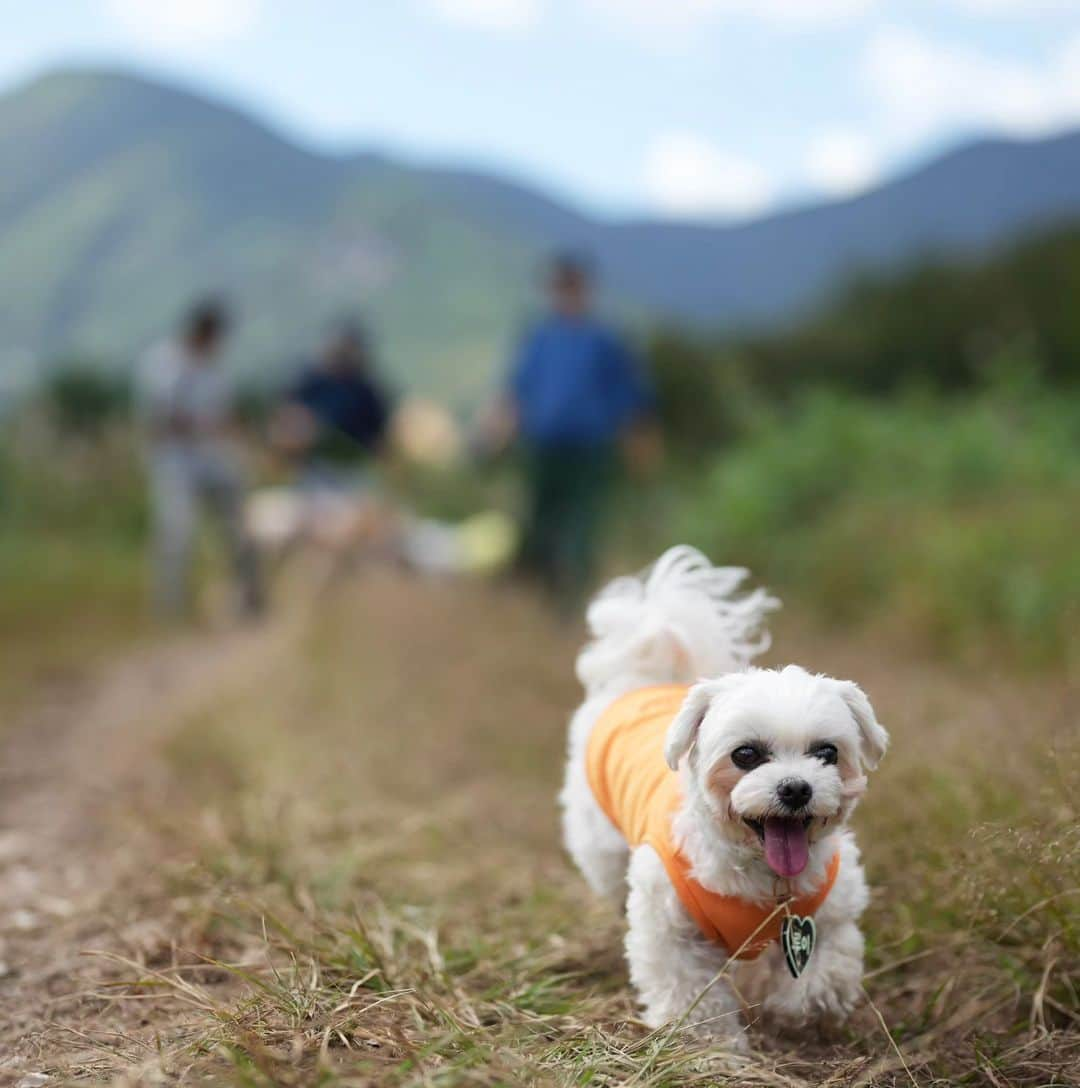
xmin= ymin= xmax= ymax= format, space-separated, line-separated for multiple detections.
xmin=519 ymin=446 xmax=615 ymax=612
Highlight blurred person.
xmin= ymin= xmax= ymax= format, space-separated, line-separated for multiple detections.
xmin=136 ymin=299 xmax=263 ymax=619
xmin=261 ymin=321 xmax=398 ymax=560
xmin=492 ymin=254 xmax=656 ymax=610
xmin=272 ymin=321 xmax=391 ymax=490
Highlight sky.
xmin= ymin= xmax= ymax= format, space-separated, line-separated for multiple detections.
xmin=2 ymin=0 xmax=1079 ymax=220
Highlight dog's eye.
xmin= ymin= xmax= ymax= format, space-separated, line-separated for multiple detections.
xmin=731 ymin=745 xmax=767 ymax=770
xmin=811 ymin=743 xmax=839 ymax=765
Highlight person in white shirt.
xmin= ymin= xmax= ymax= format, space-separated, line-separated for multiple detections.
xmin=136 ymin=299 xmax=262 ymax=618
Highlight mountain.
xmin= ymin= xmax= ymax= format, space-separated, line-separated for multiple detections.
xmin=3 ymin=67 xmax=1080 ymax=405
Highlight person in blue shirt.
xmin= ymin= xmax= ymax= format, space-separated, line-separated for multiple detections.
xmin=497 ymin=254 xmax=655 ymax=609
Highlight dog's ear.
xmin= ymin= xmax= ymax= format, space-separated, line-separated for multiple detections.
xmin=664 ymin=676 xmax=743 ymax=770
xmin=834 ymin=680 xmax=888 ymax=771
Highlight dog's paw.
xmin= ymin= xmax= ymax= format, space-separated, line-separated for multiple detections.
xmin=763 ymin=972 xmax=861 ymax=1031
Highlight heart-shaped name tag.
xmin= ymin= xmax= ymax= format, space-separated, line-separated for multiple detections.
xmin=781 ymin=914 xmax=816 ymax=978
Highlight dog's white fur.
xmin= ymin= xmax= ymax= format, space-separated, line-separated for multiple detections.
xmin=560 ymin=547 xmax=888 ymax=1050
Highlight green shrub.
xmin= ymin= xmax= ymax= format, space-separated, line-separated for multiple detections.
xmin=648 ymin=329 xmax=764 ymax=452
xmin=40 ymin=363 xmax=130 ymax=437
xmin=0 ymin=428 xmax=147 ymax=705
xmin=675 ymin=386 xmax=1080 ymax=665
xmin=743 ymin=222 xmax=1080 ymax=395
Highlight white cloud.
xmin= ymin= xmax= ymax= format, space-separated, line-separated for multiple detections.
xmin=949 ymin=0 xmax=1075 ymax=11
xmin=644 ymin=131 xmax=773 ymax=218
xmin=425 ymin=0 xmax=541 ymax=33
xmin=863 ymin=25 xmax=1080 ymax=141
xmin=587 ymin=0 xmax=876 ymax=35
xmin=805 ymin=129 xmax=878 ymax=196
xmin=104 ymin=0 xmax=262 ymax=48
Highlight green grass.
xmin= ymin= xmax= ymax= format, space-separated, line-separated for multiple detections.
xmin=668 ymin=384 xmax=1080 ymax=666
xmin=0 ymin=423 xmax=147 ymax=706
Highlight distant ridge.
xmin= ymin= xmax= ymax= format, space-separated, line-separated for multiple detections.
xmin=3 ymin=66 xmax=1080 ymax=403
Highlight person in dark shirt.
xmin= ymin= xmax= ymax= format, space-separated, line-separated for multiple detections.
xmin=275 ymin=322 xmax=391 ymax=488
xmin=496 ymin=254 xmax=655 ymax=609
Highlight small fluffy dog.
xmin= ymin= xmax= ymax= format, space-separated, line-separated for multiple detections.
xmin=560 ymin=547 xmax=888 ymax=1048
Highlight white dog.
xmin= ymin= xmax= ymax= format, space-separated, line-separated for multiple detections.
xmin=560 ymin=547 xmax=888 ymax=1049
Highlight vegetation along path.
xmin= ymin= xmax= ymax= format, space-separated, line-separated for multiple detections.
xmin=0 ymin=566 xmax=1076 ymax=1086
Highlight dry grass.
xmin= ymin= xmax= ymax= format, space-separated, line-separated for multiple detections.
xmin=3 ymin=569 xmax=1078 ymax=1086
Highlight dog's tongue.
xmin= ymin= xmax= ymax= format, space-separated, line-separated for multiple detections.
xmin=763 ymin=818 xmax=809 ymax=878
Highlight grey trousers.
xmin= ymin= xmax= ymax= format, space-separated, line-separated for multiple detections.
xmin=149 ymin=447 xmax=262 ymax=617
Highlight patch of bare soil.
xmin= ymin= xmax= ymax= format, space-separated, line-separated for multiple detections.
xmin=0 ymin=578 xmax=317 ymax=1084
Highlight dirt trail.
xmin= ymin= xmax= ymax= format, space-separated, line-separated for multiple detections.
xmin=0 ymin=568 xmax=1075 ymax=1086
xmin=0 ymin=565 xmax=572 ymax=1083
xmin=0 ymin=585 xmax=312 ymax=1081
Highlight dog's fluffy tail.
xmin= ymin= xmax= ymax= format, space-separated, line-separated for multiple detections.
xmin=575 ymin=546 xmax=779 ymax=697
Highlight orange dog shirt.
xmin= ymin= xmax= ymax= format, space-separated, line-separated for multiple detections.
xmin=586 ymin=685 xmax=840 ymax=958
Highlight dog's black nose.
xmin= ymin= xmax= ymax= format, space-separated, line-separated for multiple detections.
xmin=777 ymin=778 xmax=813 ymax=810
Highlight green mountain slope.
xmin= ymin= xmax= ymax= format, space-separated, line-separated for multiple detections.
xmin=0 ymin=69 xmax=540 ymax=405
xmin=5 ymin=66 xmax=1080 ymax=405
